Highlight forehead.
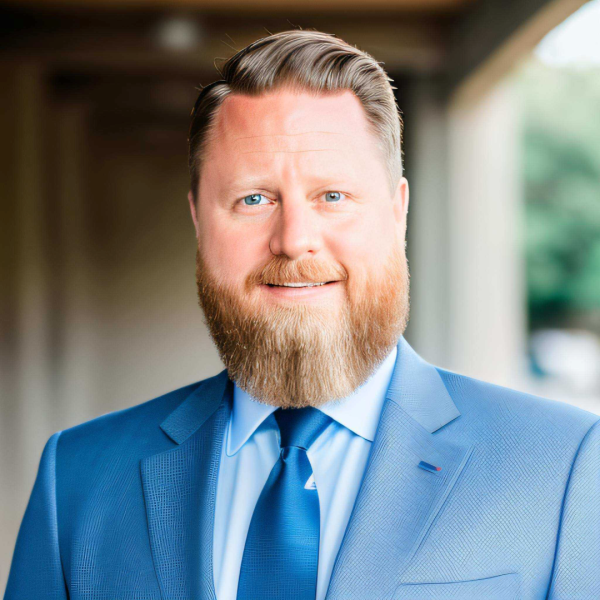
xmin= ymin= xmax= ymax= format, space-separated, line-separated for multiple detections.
xmin=209 ymin=88 xmax=379 ymax=157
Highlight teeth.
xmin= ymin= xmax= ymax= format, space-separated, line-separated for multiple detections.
xmin=279 ymin=282 xmax=327 ymax=287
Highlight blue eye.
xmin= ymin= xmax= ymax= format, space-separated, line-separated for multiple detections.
xmin=325 ymin=191 xmax=344 ymax=202
xmin=242 ymin=194 xmax=268 ymax=206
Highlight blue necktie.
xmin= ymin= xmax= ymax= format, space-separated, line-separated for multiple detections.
xmin=236 ymin=406 xmax=333 ymax=600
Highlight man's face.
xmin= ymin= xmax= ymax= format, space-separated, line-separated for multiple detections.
xmin=189 ymin=88 xmax=410 ymax=408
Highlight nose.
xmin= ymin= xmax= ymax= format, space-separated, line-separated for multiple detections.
xmin=268 ymin=194 xmax=324 ymax=260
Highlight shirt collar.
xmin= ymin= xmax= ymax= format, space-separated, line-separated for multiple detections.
xmin=226 ymin=345 xmax=398 ymax=457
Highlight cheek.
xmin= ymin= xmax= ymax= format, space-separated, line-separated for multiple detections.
xmin=200 ymin=217 xmax=266 ymax=285
xmin=328 ymin=210 xmax=396 ymax=278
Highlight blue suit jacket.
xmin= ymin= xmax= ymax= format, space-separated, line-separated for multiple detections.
xmin=5 ymin=336 xmax=600 ymax=599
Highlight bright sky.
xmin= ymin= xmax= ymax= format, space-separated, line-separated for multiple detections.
xmin=535 ymin=0 xmax=600 ymax=66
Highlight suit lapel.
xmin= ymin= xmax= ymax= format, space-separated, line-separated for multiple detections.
xmin=140 ymin=337 xmax=472 ymax=600
xmin=141 ymin=370 xmax=232 ymax=600
xmin=325 ymin=337 xmax=475 ymax=599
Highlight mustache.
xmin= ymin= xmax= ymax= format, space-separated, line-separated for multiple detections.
xmin=247 ymin=255 xmax=348 ymax=287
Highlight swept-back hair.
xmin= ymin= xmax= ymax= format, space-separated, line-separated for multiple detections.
xmin=188 ymin=29 xmax=403 ymax=199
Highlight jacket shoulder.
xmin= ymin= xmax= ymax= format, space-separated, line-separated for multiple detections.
xmin=56 ymin=371 xmax=226 ymax=459
xmin=437 ymin=366 xmax=600 ymax=442
xmin=59 ymin=381 xmax=196 ymax=442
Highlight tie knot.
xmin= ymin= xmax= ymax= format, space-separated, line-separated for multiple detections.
xmin=274 ymin=407 xmax=332 ymax=450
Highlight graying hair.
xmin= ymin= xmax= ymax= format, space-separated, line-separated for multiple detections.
xmin=188 ymin=29 xmax=403 ymax=199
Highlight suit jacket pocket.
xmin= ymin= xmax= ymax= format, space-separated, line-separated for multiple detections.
xmin=393 ymin=572 xmax=520 ymax=599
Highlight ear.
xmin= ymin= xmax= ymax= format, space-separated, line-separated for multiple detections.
xmin=188 ymin=190 xmax=200 ymax=238
xmin=392 ymin=177 xmax=409 ymax=225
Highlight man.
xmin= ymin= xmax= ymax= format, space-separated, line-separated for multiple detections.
xmin=5 ymin=30 xmax=599 ymax=600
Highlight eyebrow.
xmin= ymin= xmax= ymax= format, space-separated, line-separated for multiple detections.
xmin=226 ymin=171 xmax=360 ymax=195
xmin=233 ymin=131 xmax=344 ymax=142
xmin=240 ymin=149 xmax=337 ymax=155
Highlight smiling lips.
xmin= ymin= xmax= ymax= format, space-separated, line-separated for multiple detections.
xmin=266 ymin=279 xmax=338 ymax=288
xmin=267 ymin=282 xmax=332 ymax=288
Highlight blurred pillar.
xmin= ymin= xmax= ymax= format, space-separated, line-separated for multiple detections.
xmin=0 ymin=63 xmax=54 ymax=585
xmin=405 ymin=77 xmax=451 ymax=367
xmin=0 ymin=64 xmax=54 ymax=469
xmin=407 ymin=75 xmax=526 ymax=387
xmin=446 ymin=78 xmax=527 ymax=386
xmin=51 ymin=104 xmax=99 ymax=430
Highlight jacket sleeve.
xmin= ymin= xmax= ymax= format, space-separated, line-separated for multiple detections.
xmin=547 ymin=417 xmax=600 ymax=599
xmin=4 ymin=431 xmax=68 ymax=599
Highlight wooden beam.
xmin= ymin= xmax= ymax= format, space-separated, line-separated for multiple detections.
xmin=446 ymin=0 xmax=587 ymax=103
xmin=0 ymin=17 xmax=447 ymax=76
xmin=7 ymin=0 xmax=473 ymax=11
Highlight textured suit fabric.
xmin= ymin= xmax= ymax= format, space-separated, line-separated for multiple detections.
xmin=5 ymin=336 xmax=600 ymax=599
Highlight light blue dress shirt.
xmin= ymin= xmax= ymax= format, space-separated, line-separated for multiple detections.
xmin=213 ymin=345 xmax=398 ymax=600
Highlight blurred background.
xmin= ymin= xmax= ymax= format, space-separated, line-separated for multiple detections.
xmin=2 ymin=0 xmax=600 ymax=587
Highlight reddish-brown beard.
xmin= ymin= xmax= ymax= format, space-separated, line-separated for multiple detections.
xmin=195 ymin=243 xmax=410 ymax=408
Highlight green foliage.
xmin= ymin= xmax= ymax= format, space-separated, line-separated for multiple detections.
xmin=518 ymin=59 xmax=600 ymax=328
